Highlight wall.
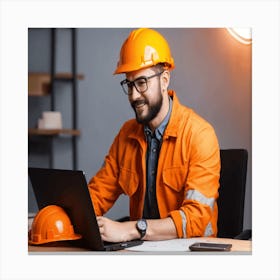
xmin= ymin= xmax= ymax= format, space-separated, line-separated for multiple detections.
xmin=28 ymin=28 xmax=252 ymax=229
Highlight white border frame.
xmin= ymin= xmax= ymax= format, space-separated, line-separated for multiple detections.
xmin=1 ymin=1 xmax=279 ymax=279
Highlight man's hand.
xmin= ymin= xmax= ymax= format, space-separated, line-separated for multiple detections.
xmin=96 ymin=216 xmax=178 ymax=242
xmin=96 ymin=216 xmax=139 ymax=243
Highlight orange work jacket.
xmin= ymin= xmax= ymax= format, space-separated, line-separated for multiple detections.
xmin=88 ymin=90 xmax=220 ymax=238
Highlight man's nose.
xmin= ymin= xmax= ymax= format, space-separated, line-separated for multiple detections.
xmin=129 ymin=85 xmax=141 ymax=100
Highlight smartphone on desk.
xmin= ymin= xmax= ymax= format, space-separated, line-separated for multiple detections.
xmin=189 ymin=242 xmax=232 ymax=252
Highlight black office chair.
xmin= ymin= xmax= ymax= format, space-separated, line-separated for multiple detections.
xmin=217 ymin=149 xmax=251 ymax=240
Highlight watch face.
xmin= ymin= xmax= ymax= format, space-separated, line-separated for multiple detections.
xmin=138 ymin=219 xmax=147 ymax=230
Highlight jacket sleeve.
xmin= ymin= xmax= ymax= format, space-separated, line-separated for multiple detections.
xmin=169 ymin=123 xmax=220 ymax=238
xmin=88 ymin=131 xmax=123 ymax=216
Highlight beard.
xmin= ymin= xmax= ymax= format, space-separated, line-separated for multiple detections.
xmin=131 ymin=87 xmax=163 ymax=125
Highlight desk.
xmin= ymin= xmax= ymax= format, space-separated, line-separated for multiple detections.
xmin=28 ymin=237 xmax=251 ymax=253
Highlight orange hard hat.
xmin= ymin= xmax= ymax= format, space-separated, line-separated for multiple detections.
xmin=28 ymin=205 xmax=82 ymax=245
xmin=114 ymin=28 xmax=175 ymax=74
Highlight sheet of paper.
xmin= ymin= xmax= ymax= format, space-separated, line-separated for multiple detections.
xmin=126 ymin=238 xmax=209 ymax=252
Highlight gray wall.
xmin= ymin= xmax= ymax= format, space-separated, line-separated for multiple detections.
xmin=28 ymin=28 xmax=252 ymax=229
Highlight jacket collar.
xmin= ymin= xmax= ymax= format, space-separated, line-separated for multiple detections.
xmin=164 ymin=90 xmax=183 ymax=138
xmin=128 ymin=90 xmax=185 ymax=141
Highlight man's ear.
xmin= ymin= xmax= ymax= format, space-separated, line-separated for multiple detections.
xmin=161 ymin=70 xmax=170 ymax=91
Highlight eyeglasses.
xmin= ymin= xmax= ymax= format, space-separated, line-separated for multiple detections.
xmin=120 ymin=71 xmax=164 ymax=95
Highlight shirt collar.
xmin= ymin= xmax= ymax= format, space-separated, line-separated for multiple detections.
xmin=144 ymin=97 xmax=173 ymax=141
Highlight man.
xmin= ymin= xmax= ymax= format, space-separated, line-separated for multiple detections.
xmin=88 ymin=28 xmax=220 ymax=243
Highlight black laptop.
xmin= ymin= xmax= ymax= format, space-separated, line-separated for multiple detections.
xmin=28 ymin=167 xmax=143 ymax=251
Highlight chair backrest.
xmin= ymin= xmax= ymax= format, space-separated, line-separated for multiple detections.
xmin=217 ymin=149 xmax=248 ymax=238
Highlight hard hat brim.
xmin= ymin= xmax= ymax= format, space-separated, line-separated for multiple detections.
xmin=28 ymin=232 xmax=82 ymax=245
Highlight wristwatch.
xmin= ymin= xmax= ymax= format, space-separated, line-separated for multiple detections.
xmin=136 ymin=219 xmax=147 ymax=239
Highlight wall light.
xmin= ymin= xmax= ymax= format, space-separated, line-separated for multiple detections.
xmin=227 ymin=28 xmax=252 ymax=45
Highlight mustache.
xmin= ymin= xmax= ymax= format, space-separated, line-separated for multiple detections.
xmin=131 ymin=99 xmax=146 ymax=109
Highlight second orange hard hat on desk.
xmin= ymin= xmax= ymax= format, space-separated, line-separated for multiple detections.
xmin=28 ymin=205 xmax=82 ymax=245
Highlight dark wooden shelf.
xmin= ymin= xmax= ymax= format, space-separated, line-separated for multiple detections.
xmin=53 ymin=72 xmax=85 ymax=80
xmin=28 ymin=128 xmax=81 ymax=136
xmin=28 ymin=72 xmax=84 ymax=96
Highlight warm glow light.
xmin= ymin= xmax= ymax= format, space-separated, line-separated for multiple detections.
xmin=227 ymin=28 xmax=252 ymax=45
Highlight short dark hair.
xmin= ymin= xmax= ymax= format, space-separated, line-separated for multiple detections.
xmin=154 ymin=63 xmax=169 ymax=73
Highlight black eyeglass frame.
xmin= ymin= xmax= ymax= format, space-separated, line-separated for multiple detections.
xmin=120 ymin=71 xmax=164 ymax=95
